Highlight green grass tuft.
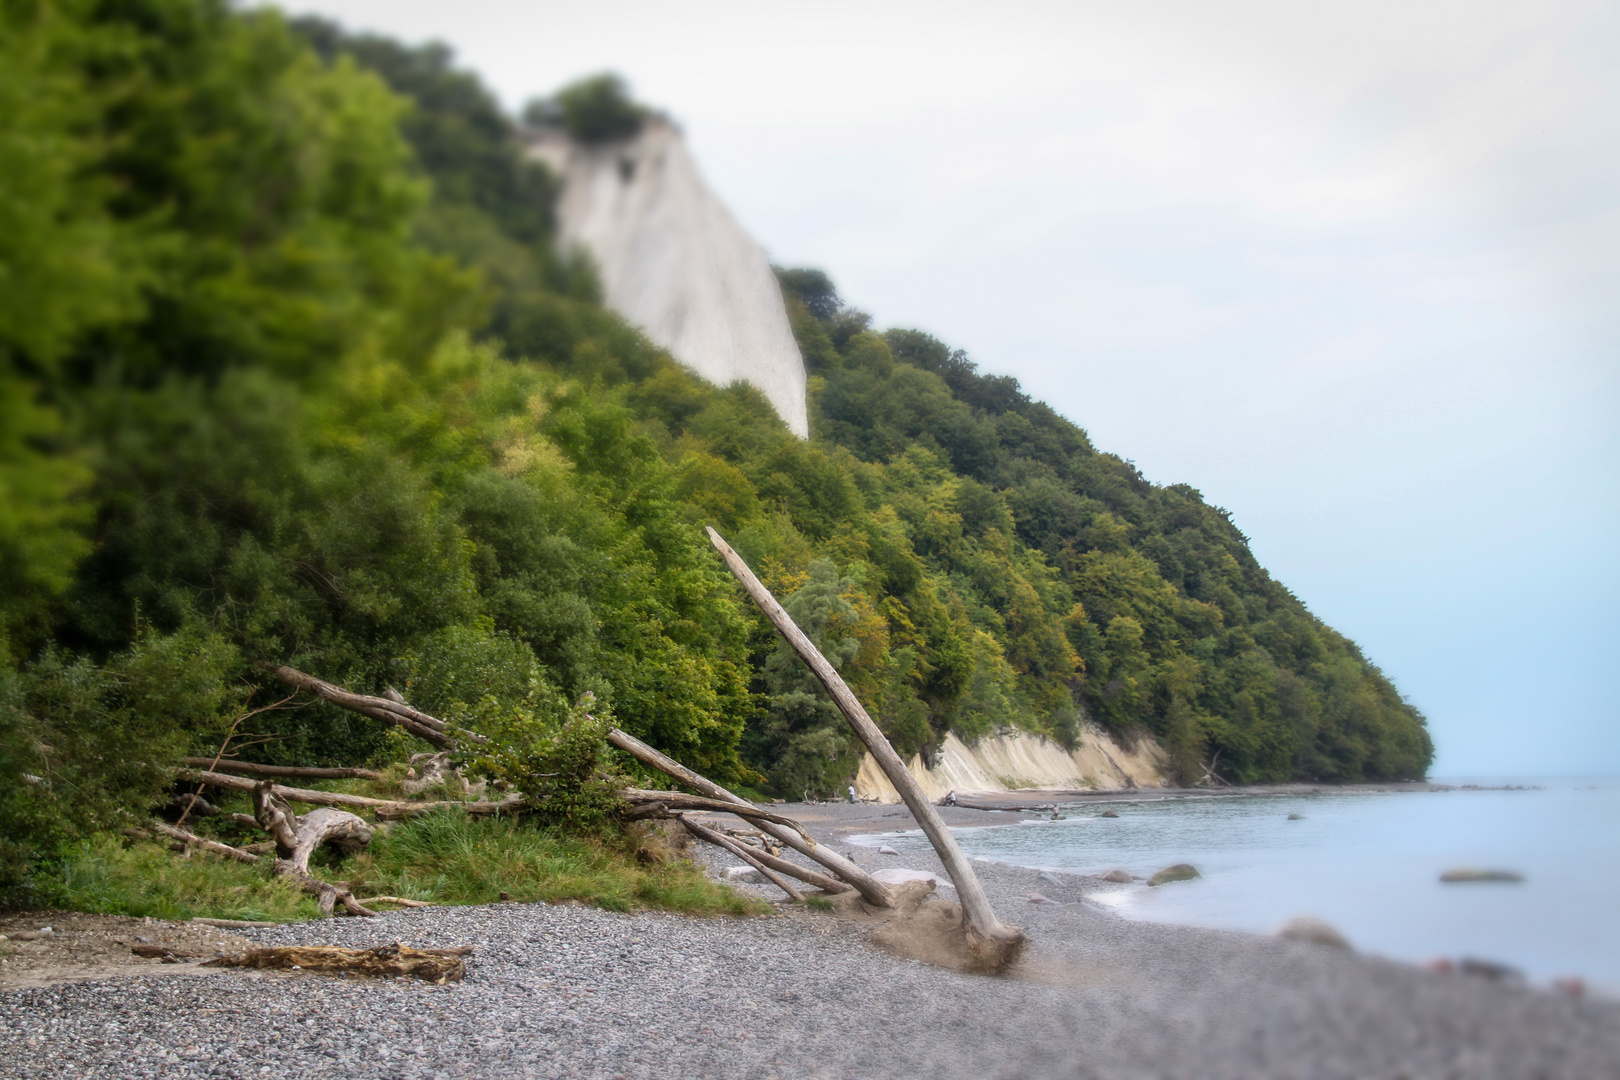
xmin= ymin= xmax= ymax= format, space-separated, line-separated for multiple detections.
xmin=39 ymin=837 xmax=321 ymax=922
xmin=29 ymin=812 xmax=767 ymax=922
xmin=347 ymin=811 xmax=767 ymax=917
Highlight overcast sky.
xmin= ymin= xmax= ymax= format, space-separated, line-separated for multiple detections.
xmin=286 ymin=0 xmax=1618 ymax=777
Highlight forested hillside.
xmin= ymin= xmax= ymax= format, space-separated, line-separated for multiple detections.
xmin=0 ymin=0 xmax=1429 ymax=889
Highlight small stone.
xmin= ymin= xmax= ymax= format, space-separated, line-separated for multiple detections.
xmin=1100 ymin=869 xmax=1134 ymax=884
xmin=1273 ymin=915 xmax=1351 ymax=950
xmin=499 ymin=891 xmax=512 ymax=902
xmin=1287 ymin=812 xmax=1305 ymax=820
xmin=1026 ymin=893 xmax=1058 ymax=905
xmin=1036 ymin=871 xmax=1064 ymax=887
xmin=1439 ymin=868 xmax=1524 ymax=883
xmin=1099 ymin=810 xmax=1119 ymax=819
xmin=1147 ymin=863 xmax=1200 ymax=887
xmin=721 ymin=866 xmax=764 ymax=884
xmin=878 ymin=845 xmax=900 ymax=856
xmin=1553 ymin=976 xmax=1586 ymax=999
xmin=1459 ymin=957 xmax=1523 ymax=982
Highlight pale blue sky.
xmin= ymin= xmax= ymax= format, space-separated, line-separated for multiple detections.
xmin=286 ymin=0 xmax=1619 ymax=777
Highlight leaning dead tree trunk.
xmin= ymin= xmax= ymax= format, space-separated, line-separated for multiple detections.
xmin=252 ymin=781 xmax=378 ymax=917
xmin=256 ymin=663 xmax=483 ymax=748
xmin=707 ymin=527 xmax=1025 ymax=967
xmin=678 ymin=823 xmax=852 ymax=894
xmin=607 ymin=727 xmax=891 ymax=908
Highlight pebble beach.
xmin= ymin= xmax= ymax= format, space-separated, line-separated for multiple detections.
xmin=2 ymin=800 xmax=1617 ymax=1080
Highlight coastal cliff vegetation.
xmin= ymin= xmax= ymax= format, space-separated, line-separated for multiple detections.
xmin=0 ymin=0 xmax=1430 ymax=896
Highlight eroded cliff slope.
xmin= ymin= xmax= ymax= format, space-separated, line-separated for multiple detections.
xmin=529 ymin=120 xmax=809 ymax=437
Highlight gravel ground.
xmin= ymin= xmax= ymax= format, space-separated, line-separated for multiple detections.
xmin=2 ymin=802 xmax=1617 ymax=1080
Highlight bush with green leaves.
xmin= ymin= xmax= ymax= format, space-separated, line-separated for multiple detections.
xmin=0 ymin=625 xmax=243 ymax=897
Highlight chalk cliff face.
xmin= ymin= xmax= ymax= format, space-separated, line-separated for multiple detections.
xmin=528 ymin=120 xmax=809 ymax=438
xmin=852 ymin=727 xmax=1170 ymax=802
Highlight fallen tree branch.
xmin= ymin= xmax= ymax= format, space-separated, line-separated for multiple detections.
xmin=709 ymin=526 xmax=1022 ymax=967
xmin=686 ymin=818 xmax=851 ymax=894
xmin=180 ymin=768 xmax=518 ymax=818
xmin=621 ymin=800 xmax=669 ymax=822
xmin=252 ymin=781 xmax=377 ymax=917
xmin=353 ymin=896 xmax=434 ymax=909
xmin=181 ymin=758 xmax=385 ymax=782
xmin=204 ymin=943 xmax=465 ymax=983
xmin=608 ymin=727 xmax=892 ymax=908
xmin=372 ymin=794 xmax=524 ymax=820
xmin=149 ymin=821 xmax=262 ymax=865
xmin=619 ymin=789 xmax=812 ymax=839
xmin=167 ymin=792 xmax=223 ymax=819
xmin=256 ymin=664 xmax=484 ymax=748
xmin=190 ymin=917 xmax=278 ymax=929
xmin=680 ymin=815 xmax=803 ymax=902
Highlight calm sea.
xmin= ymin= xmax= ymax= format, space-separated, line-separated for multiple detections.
xmin=853 ymin=778 xmax=1620 ymax=993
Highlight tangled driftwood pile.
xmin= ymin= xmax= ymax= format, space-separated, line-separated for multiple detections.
xmin=152 ymin=529 xmax=1025 ymax=972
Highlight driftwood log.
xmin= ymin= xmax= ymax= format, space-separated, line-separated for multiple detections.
xmin=150 ymin=821 xmax=262 ymax=865
xmin=182 ymin=758 xmax=385 ymax=782
xmin=251 ymin=782 xmax=377 ymax=917
xmin=204 ymin=943 xmax=466 ymax=983
xmin=684 ymin=819 xmax=851 ymax=894
xmin=180 ymin=768 xmax=520 ymax=819
xmin=618 ymin=789 xmax=812 ymax=838
xmin=608 ymin=728 xmax=893 ymax=908
xmin=708 ymin=527 xmax=1025 ymax=967
xmin=679 ymin=814 xmax=804 ymax=901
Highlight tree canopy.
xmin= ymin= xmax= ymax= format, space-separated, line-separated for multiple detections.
xmin=0 ymin=0 xmax=1430 ymax=892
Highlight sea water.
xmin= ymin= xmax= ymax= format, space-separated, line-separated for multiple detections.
xmin=852 ymin=778 xmax=1620 ymax=992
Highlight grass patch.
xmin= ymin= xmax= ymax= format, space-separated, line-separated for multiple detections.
xmin=26 ymin=811 xmax=767 ymax=922
xmin=38 ymin=836 xmax=321 ymax=922
xmin=347 ymin=811 xmax=767 ymax=917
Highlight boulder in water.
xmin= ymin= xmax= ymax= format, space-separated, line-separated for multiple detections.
xmin=1273 ymin=915 xmax=1351 ymax=950
xmin=1439 ymin=868 xmax=1525 ymax=883
xmin=1099 ymin=809 xmax=1120 ymax=818
xmin=1147 ymin=863 xmax=1200 ymax=886
xmin=1287 ymin=812 xmax=1305 ymax=820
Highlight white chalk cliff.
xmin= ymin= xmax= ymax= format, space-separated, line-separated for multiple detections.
xmin=853 ymin=727 xmax=1170 ymax=803
xmin=528 ymin=120 xmax=809 ymax=438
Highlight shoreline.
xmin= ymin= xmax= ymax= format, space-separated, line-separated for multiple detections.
xmin=842 ymin=778 xmax=1528 ymax=811
xmin=4 ymin=798 xmax=1618 ymax=1078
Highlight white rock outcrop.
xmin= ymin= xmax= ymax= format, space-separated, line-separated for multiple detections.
xmin=852 ymin=727 xmax=1170 ymax=803
xmin=528 ymin=120 xmax=808 ymax=438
